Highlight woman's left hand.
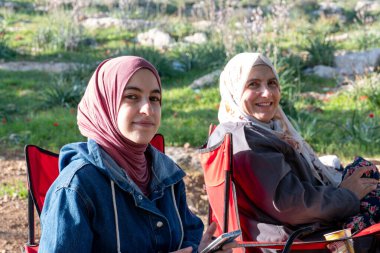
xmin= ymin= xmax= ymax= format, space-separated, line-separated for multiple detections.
xmin=197 ymin=222 xmax=237 ymax=253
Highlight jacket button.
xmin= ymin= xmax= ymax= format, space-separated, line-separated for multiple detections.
xmin=156 ymin=221 xmax=163 ymax=228
xmin=137 ymin=195 xmax=143 ymax=200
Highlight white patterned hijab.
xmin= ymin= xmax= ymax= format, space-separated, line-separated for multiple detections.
xmin=218 ymin=52 xmax=340 ymax=186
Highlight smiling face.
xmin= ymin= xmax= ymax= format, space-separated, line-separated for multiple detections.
xmin=117 ymin=68 xmax=161 ymax=144
xmin=240 ymin=65 xmax=281 ymax=123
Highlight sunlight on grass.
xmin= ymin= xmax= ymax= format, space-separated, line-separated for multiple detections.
xmin=161 ymin=86 xmax=220 ymax=146
xmin=0 ymin=180 xmax=28 ymax=199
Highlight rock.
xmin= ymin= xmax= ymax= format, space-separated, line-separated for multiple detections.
xmin=0 ymin=61 xmax=82 ymax=73
xmin=172 ymin=60 xmax=187 ymax=72
xmin=311 ymin=65 xmax=338 ymax=79
xmin=81 ymin=17 xmax=122 ymax=29
xmin=335 ymin=48 xmax=380 ymax=77
xmin=183 ymin=32 xmax=208 ymax=44
xmin=192 ymin=20 xmax=213 ymax=31
xmin=189 ymin=69 xmax=221 ymax=89
xmin=165 ymin=147 xmax=202 ymax=171
xmin=136 ymin=28 xmax=174 ymax=50
xmin=304 ymin=48 xmax=380 ymax=81
xmin=355 ymin=1 xmax=380 ymax=12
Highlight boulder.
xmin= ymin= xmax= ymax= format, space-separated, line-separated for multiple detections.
xmin=136 ymin=28 xmax=174 ymax=49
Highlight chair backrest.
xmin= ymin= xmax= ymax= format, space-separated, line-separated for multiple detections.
xmin=24 ymin=134 xmax=165 ymax=252
xmin=199 ymin=131 xmax=244 ymax=253
xmin=25 ymin=145 xmax=59 ymax=215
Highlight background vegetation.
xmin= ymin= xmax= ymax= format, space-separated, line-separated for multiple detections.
xmin=0 ymin=0 xmax=379 ymax=162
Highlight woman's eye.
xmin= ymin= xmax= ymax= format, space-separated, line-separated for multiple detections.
xmin=248 ymin=82 xmax=260 ymax=88
xmin=125 ymin=94 xmax=138 ymax=100
xmin=268 ymin=81 xmax=278 ymax=88
xmin=150 ymin=96 xmax=161 ymax=102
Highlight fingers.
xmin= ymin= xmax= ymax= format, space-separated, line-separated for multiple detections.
xmin=364 ymin=182 xmax=378 ymax=192
xmin=221 ymin=241 xmax=238 ymax=250
xmin=170 ymin=246 xmax=192 ymax=253
xmin=203 ymin=222 xmax=217 ymax=240
xmin=360 ymin=177 xmax=379 ymax=185
xmin=350 ymin=166 xmax=377 ymax=178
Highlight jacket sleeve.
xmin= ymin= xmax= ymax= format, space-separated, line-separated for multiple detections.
xmin=234 ymin=141 xmax=360 ymax=226
xmin=39 ymin=185 xmax=93 ymax=253
xmin=176 ymin=180 xmax=204 ymax=253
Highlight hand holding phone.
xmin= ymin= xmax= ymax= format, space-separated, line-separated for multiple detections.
xmin=200 ymin=229 xmax=241 ymax=253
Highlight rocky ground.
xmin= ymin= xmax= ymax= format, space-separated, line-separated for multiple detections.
xmin=0 ymin=147 xmax=208 ymax=253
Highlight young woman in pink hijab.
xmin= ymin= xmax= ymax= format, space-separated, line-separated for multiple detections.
xmin=206 ymin=53 xmax=379 ymax=253
xmin=39 ymin=56 xmax=236 ymax=253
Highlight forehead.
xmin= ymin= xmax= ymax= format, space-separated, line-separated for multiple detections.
xmin=125 ymin=68 xmax=160 ymax=91
xmin=247 ymin=65 xmax=276 ymax=79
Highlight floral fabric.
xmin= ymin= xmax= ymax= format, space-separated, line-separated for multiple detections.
xmin=342 ymin=156 xmax=380 ymax=233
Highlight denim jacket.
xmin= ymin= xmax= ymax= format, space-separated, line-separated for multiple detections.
xmin=39 ymin=139 xmax=203 ymax=253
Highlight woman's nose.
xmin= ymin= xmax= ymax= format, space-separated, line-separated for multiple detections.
xmin=140 ymin=100 xmax=153 ymax=115
xmin=260 ymin=85 xmax=271 ymax=97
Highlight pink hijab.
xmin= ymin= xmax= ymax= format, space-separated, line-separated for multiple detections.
xmin=77 ymin=56 xmax=161 ymax=195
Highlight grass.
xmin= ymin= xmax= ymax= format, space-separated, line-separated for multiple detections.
xmin=0 ymin=180 xmax=28 ymax=199
xmin=294 ymin=88 xmax=380 ymax=161
xmin=161 ymin=86 xmax=220 ymax=146
xmin=0 ymin=1 xmax=380 ymax=161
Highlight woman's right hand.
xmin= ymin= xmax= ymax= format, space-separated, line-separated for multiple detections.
xmin=197 ymin=222 xmax=237 ymax=253
xmin=339 ymin=166 xmax=379 ymax=199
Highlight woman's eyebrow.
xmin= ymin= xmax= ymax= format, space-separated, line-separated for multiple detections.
xmin=124 ymin=86 xmax=141 ymax=92
xmin=123 ymin=86 xmax=161 ymax=94
xmin=151 ymin=89 xmax=161 ymax=94
xmin=246 ymin=78 xmax=260 ymax=82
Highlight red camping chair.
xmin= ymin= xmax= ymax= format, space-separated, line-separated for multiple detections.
xmin=24 ymin=134 xmax=165 ymax=253
xmin=199 ymin=128 xmax=380 ymax=252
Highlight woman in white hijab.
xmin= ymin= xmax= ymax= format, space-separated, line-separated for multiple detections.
xmin=206 ymin=53 xmax=379 ymax=253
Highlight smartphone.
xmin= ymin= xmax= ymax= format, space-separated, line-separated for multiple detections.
xmin=200 ymin=229 xmax=241 ymax=253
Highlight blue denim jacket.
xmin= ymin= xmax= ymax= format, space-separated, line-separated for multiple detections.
xmin=39 ymin=139 xmax=203 ymax=253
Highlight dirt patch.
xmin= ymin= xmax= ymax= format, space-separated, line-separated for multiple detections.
xmin=0 ymin=156 xmax=30 ymax=253
xmin=0 ymin=151 xmax=208 ymax=253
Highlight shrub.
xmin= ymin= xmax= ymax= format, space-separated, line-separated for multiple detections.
xmin=341 ymin=110 xmax=380 ymax=153
xmin=304 ymin=34 xmax=336 ymax=67
xmin=33 ymin=10 xmax=84 ymax=52
xmin=171 ymin=41 xmax=226 ymax=71
xmin=41 ymin=65 xmax=92 ymax=108
xmin=0 ymin=22 xmax=16 ymax=59
xmin=275 ymin=53 xmax=304 ymax=117
xmin=289 ymin=111 xmax=319 ymax=143
xmin=166 ymin=22 xmax=194 ymax=40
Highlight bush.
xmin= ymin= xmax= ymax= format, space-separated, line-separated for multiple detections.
xmin=171 ymin=41 xmax=226 ymax=71
xmin=0 ymin=24 xmax=16 ymax=59
xmin=304 ymin=35 xmax=336 ymax=67
xmin=33 ymin=10 xmax=84 ymax=52
xmin=41 ymin=65 xmax=92 ymax=108
xmin=289 ymin=111 xmax=319 ymax=143
xmin=275 ymin=53 xmax=304 ymax=117
xmin=166 ymin=22 xmax=194 ymax=40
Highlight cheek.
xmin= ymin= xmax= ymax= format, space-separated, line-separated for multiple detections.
xmin=155 ymin=107 xmax=161 ymax=124
xmin=275 ymin=91 xmax=281 ymax=103
xmin=117 ymin=106 xmax=131 ymax=131
xmin=239 ymin=93 xmax=254 ymax=114
xmin=241 ymin=91 xmax=257 ymax=106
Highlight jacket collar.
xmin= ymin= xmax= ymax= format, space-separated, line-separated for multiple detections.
xmin=87 ymin=139 xmax=185 ymax=197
